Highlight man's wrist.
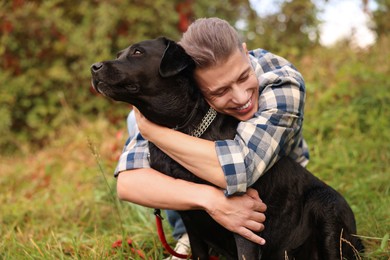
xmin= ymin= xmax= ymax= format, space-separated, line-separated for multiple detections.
xmin=195 ymin=184 xmax=223 ymax=213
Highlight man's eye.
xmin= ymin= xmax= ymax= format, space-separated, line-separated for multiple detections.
xmin=213 ymin=89 xmax=228 ymax=97
xmin=238 ymin=74 xmax=250 ymax=83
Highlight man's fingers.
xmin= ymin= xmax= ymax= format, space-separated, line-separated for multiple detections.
xmin=254 ymin=200 xmax=267 ymax=213
xmin=246 ymin=188 xmax=260 ymax=200
xmin=251 ymin=211 xmax=266 ymax=224
xmin=238 ymin=227 xmax=266 ymax=245
xmin=245 ymin=219 xmax=265 ymax=232
xmin=133 ymin=107 xmax=141 ymax=121
xmin=246 ymin=188 xmax=267 ymax=213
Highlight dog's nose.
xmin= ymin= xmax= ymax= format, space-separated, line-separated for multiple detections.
xmin=91 ymin=62 xmax=104 ymax=73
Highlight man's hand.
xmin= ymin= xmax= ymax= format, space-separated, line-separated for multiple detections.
xmin=205 ymin=188 xmax=267 ymax=245
xmin=133 ymin=107 xmax=162 ymax=141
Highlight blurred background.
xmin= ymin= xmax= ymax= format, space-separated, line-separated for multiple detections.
xmin=1 ymin=0 xmax=389 ymax=259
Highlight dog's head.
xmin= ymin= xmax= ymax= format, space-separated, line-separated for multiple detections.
xmin=90 ymin=37 xmax=197 ymax=127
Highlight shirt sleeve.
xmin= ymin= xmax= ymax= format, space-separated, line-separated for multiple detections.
xmin=114 ymin=133 xmax=151 ymax=177
xmin=215 ymin=53 xmax=306 ymax=196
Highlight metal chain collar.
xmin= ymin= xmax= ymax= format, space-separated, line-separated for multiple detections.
xmin=190 ymin=107 xmax=217 ymax=137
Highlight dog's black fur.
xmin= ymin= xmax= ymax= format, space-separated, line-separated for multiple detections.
xmin=91 ymin=37 xmax=364 ymax=259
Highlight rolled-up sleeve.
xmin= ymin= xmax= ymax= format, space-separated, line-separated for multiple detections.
xmin=114 ymin=133 xmax=151 ymax=177
xmin=216 ymin=52 xmax=307 ymax=196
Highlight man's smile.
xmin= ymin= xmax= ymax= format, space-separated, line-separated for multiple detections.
xmin=236 ymin=99 xmax=252 ymax=111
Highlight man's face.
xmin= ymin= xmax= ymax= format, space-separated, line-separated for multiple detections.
xmin=194 ymin=46 xmax=259 ymax=121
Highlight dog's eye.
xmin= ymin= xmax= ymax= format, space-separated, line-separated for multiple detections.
xmin=132 ymin=49 xmax=143 ymax=56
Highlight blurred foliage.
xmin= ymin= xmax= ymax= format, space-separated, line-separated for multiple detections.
xmin=0 ymin=0 xmax=389 ymax=154
xmin=372 ymin=0 xmax=390 ymax=37
xmin=244 ymin=0 xmax=320 ymax=57
xmin=300 ymin=35 xmax=390 ymax=174
xmin=0 ymin=0 xmax=181 ymax=152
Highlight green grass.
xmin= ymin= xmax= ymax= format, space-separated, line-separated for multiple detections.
xmin=0 ymin=118 xmax=171 ymax=259
xmin=1 ymin=105 xmax=389 ymax=259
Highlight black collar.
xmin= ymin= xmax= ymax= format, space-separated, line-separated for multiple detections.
xmin=174 ymin=97 xmax=201 ymax=131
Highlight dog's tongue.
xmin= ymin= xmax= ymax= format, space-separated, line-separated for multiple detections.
xmin=89 ymin=84 xmax=100 ymax=95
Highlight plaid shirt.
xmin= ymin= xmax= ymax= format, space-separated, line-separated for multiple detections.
xmin=115 ymin=48 xmax=309 ymax=196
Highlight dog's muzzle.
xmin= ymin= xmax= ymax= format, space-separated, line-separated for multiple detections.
xmin=90 ymin=62 xmax=105 ymax=93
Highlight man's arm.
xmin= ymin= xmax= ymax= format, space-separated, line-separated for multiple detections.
xmin=115 ymin=128 xmax=267 ymax=245
xmin=116 ymin=168 xmax=267 ymax=245
xmin=134 ymin=112 xmax=227 ymax=189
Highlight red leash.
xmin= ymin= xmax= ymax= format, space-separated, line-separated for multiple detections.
xmin=154 ymin=209 xmax=190 ymax=259
xmin=111 ymin=209 xmax=188 ymax=259
xmin=113 ymin=209 xmax=219 ymax=259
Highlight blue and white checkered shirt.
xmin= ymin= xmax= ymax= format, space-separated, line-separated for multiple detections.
xmin=115 ymin=48 xmax=309 ymax=196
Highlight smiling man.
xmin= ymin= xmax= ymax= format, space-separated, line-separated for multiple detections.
xmin=194 ymin=44 xmax=259 ymax=121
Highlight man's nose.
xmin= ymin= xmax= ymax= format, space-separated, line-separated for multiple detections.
xmin=231 ymin=85 xmax=249 ymax=104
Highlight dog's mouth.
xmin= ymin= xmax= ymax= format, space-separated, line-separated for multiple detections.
xmin=91 ymin=79 xmax=141 ymax=98
xmin=91 ymin=79 xmax=104 ymax=94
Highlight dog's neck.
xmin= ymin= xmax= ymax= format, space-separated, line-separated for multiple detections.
xmin=141 ymin=91 xmax=215 ymax=137
xmin=174 ymin=97 xmax=201 ymax=131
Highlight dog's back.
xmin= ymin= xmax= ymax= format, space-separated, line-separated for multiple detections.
xmin=252 ymin=157 xmax=364 ymax=259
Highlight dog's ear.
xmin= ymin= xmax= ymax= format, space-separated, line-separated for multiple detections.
xmin=159 ymin=38 xmax=194 ymax=78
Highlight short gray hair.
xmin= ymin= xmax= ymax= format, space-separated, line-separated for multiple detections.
xmin=179 ymin=17 xmax=243 ymax=68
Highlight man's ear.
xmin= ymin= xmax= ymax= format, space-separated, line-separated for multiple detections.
xmin=242 ymin=42 xmax=249 ymax=55
xmin=159 ymin=39 xmax=194 ymax=78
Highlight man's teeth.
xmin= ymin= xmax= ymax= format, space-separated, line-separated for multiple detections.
xmin=237 ymin=100 xmax=251 ymax=111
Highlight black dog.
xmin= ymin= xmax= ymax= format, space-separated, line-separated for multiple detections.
xmin=91 ymin=37 xmax=364 ymax=259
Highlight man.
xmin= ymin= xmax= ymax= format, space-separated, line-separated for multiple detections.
xmin=116 ymin=17 xmax=308 ymax=256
